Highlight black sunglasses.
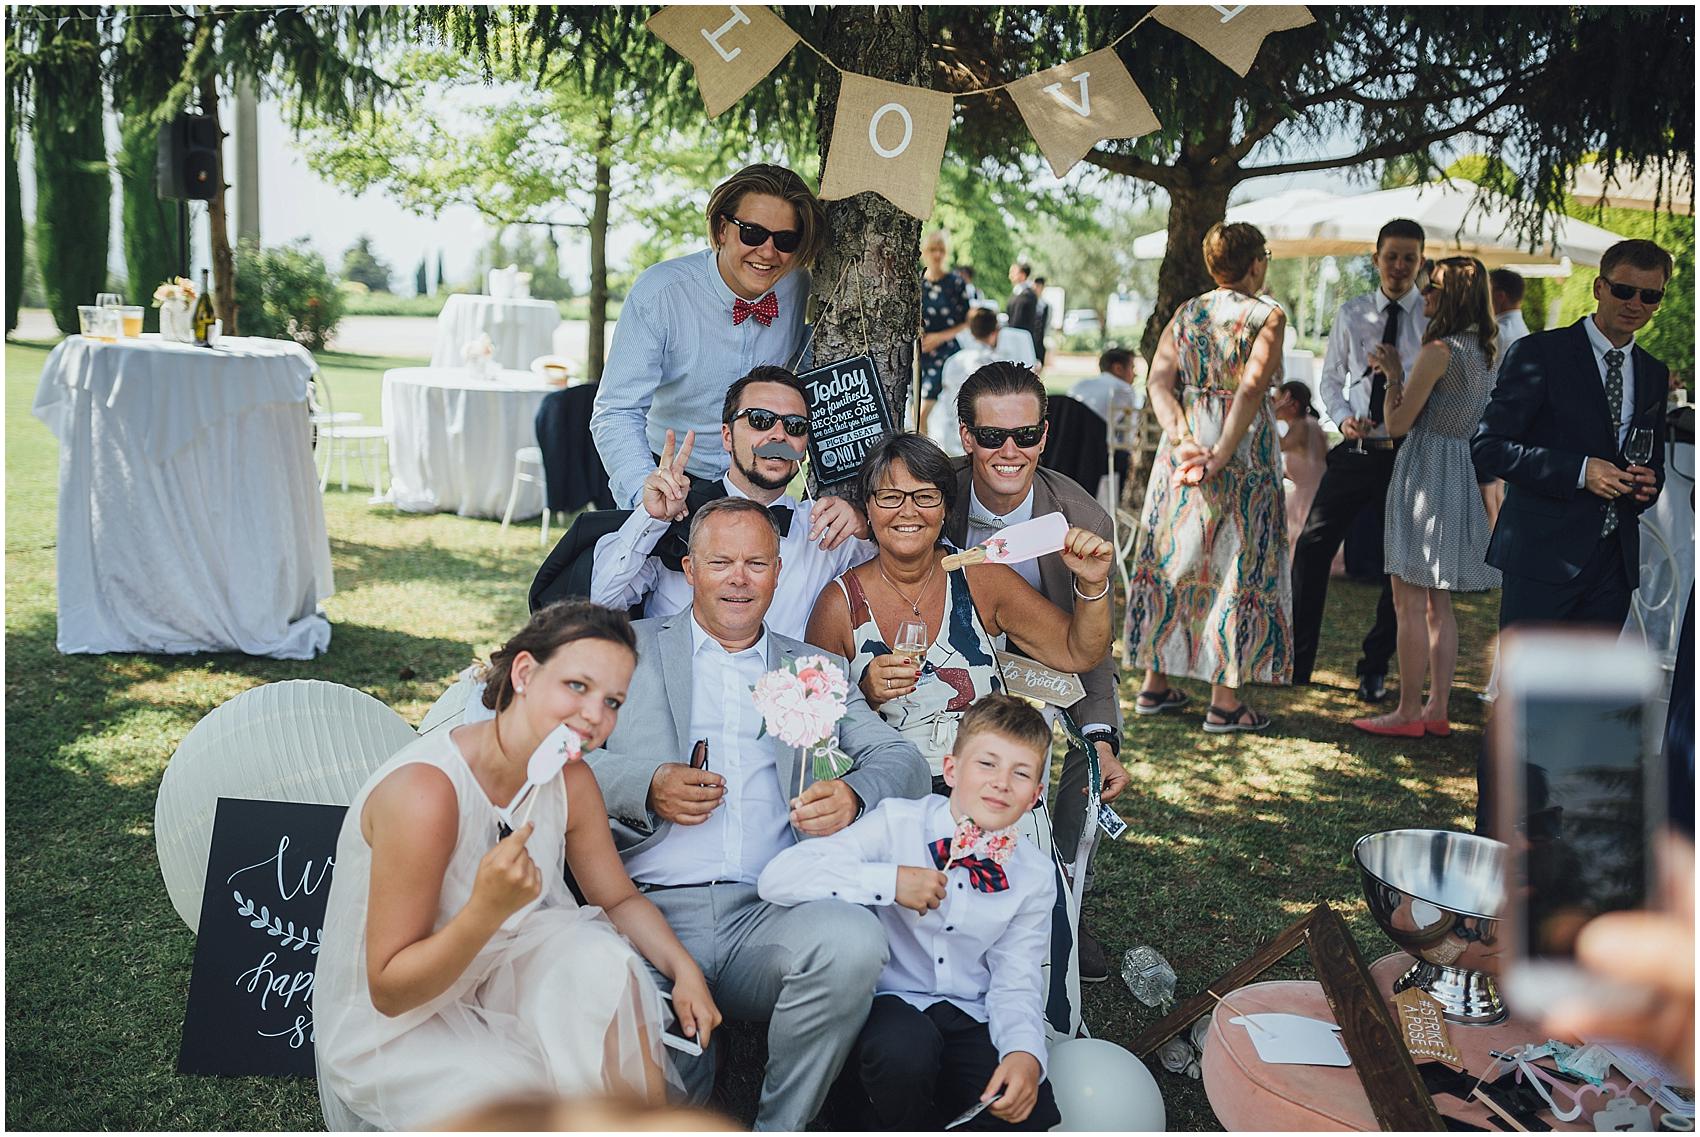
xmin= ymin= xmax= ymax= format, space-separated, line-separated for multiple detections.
xmin=1601 ymin=278 xmax=1665 ymax=306
xmin=731 ymin=406 xmax=810 ymax=437
xmin=719 ymin=212 xmax=803 ymax=255
xmin=967 ymin=424 xmax=1045 ymax=450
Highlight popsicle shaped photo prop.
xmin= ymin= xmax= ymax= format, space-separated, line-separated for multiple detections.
xmin=941 ymin=511 xmax=1069 ymax=571
xmin=498 ymin=722 xmax=585 ymax=832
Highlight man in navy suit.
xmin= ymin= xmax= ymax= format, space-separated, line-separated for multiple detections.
xmin=1472 ymin=239 xmax=1672 ymax=631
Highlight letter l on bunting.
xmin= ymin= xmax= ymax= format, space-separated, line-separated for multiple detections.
xmin=646 ymin=5 xmax=799 ymax=117
xmin=1007 ymin=48 xmax=1162 ymax=178
xmin=1154 ymin=5 xmax=1315 ymax=77
xmin=820 ymin=73 xmax=955 ymax=220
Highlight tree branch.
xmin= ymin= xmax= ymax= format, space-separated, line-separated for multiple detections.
xmin=1081 ymin=148 xmax=1177 ymax=187
xmin=1242 ymin=86 xmax=1521 ymax=180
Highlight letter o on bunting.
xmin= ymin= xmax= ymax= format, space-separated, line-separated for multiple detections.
xmin=820 ymin=74 xmax=955 ymax=220
xmin=646 ymin=5 xmax=799 ymax=117
xmin=1007 ymin=48 xmax=1162 ymax=179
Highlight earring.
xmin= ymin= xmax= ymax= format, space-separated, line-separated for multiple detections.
xmin=516 ymin=684 xmax=526 ymax=695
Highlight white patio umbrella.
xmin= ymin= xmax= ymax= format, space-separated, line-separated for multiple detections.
xmin=1130 ymin=187 xmax=1341 ymax=260
xmin=1134 ymin=179 xmax=1628 ymax=273
xmin=1570 ymin=161 xmax=1693 ymax=216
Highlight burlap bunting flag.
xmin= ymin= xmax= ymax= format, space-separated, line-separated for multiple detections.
xmin=1154 ymin=5 xmax=1314 ymax=77
xmin=819 ymin=73 xmax=955 ymax=220
xmin=646 ymin=5 xmax=799 ymax=117
xmin=1007 ymin=48 xmax=1162 ymax=179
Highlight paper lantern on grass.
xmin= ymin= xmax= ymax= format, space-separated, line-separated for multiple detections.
xmin=1048 ymin=1037 xmax=1166 ymax=1131
xmin=419 ymin=665 xmax=482 ymax=736
xmin=155 ymin=680 xmax=417 ymax=930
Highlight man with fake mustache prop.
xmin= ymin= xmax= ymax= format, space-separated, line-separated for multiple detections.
xmin=591 ymin=366 xmax=877 ymax=638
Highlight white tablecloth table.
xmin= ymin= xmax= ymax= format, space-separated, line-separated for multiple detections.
xmin=429 ymin=294 xmax=561 ymax=372
xmin=383 ymin=367 xmax=555 ymax=519
xmin=31 ymin=334 xmax=333 ymax=659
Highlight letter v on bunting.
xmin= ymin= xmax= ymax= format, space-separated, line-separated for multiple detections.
xmin=1006 ymin=48 xmax=1162 ymax=178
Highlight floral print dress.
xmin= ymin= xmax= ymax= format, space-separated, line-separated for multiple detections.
xmin=1123 ymin=288 xmax=1293 ymax=688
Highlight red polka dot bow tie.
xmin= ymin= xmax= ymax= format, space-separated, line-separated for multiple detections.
xmin=732 ymin=291 xmax=779 ymax=327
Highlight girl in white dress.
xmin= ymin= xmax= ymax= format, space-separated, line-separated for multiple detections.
xmin=315 ymin=602 xmax=720 ymax=1130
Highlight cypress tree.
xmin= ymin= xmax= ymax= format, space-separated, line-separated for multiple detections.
xmin=6 ymin=89 xmax=23 ymax=335
xmin=31 ymin=8 xmax=108 ymax=334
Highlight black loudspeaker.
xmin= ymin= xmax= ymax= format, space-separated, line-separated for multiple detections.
xmin=156 ymin=113 xmax=220 ymax=201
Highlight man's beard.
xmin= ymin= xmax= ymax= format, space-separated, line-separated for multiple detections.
xmin=735 ymin=448 xmax=795 ymax=493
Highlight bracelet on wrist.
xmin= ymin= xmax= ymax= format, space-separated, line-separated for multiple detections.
xmin=1072 ymin=575 xmax=1111 ymax=602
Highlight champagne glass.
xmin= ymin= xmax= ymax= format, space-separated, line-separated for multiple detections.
xmin=1625 ymin=428 xmax=1655 ymax=467
xmin=894 ymin=619 xmax=929 ymax=670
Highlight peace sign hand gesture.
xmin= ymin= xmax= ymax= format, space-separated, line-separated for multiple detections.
xmin=642 ymin=429 xmax=695 ymax=522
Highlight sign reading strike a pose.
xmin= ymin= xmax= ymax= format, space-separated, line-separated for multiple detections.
xmin=178 ymin=797 xmax=345 ymax=1077
xmin=799 ymin=355 xmax=894 ymax=489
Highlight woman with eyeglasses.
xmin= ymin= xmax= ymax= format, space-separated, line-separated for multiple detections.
xmin=1124 ymin=221 xmax=1292 ymax=734
xmin=1353 ymin=256 xmax=1500 ymax=738
xmin=805 ymin=433 xmax=1113 ymax=777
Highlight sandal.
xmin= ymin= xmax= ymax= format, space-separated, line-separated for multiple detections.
xmin=1135 ymin=687 xmax=1190 ymax=716
xmin=1202 ymin=703 xmax=1271 ymax=734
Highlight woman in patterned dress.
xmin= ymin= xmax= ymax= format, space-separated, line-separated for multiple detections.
xmin=1354 ymin=257 xmax=1499 ymax=738
xmin=1124 ymin=222 xmax=1292 ymax=733
xmin=806 ymin=433 xmax=1113 ymax=781
xmin=918 ymin=231 xmax=971 ymax=437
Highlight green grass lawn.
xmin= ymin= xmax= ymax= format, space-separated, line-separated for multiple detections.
xmin=5 ymin=334 xmax=1495 ymax=1129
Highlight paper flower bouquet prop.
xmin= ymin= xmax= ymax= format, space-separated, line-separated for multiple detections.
xmin=751 ymin=654 xmax=854 ymax=783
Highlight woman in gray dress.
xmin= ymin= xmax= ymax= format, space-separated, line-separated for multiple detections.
xmin=1354 ymin=256 xmax=1499 ymax=738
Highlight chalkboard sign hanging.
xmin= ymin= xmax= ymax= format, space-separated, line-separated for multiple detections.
xmin=799 ymin=354 xmax=896 ymax=489
xmin=178 ymin=797 xmax=346 ymax=1077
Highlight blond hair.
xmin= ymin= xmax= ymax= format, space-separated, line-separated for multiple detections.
xmin=1202 ymin=222 xmax=1267 ymax=284
xmin=955 ymin=694 xmax=1051 ymax=760
xmin=704 ymin=164 xmax=828 ymax=269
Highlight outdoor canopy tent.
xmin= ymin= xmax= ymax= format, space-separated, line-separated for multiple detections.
xmin=1570 ymin=160 xmax=1694 ymax=216
xmin=1133 ymin=178 xmax=1627 ymax=275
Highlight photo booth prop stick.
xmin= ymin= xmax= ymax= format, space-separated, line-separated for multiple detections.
xmin=646 ymin=5 xmax=798 ymax=117
xmin=942 ymin=511 xmax=1069 ymax=571
xmin=1153 ymin=5 xmax=1316 ymax=77
xmin=1007 ymin=49 xmax=1163 ymax=178
xmin=179 ymin=798 xmax=346 ymax=1077
xmin=497 ymin=722 xmax=584 ymax=831
xmin=819 ymin=73 xmax=956 ymax=220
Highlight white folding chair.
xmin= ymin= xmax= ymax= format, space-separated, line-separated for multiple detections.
xmin=500 ymin=446 xmax=550 ymax=545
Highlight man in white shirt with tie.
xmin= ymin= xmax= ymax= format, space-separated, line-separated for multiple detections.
xmin=592 ymin=164 xmax=825 ymax=510
xmin=1290 ymin=219 xmax=1429 ymax=702
xmin=586 ymin=497 xmax=930 ymax=1131
xmin=592 ymin=366 xmax=875 ymax=637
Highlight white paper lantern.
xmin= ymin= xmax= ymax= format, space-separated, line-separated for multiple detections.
xmin=418 ymin=666 xmax=481 ymax=736
xmin=1048 ymin=1037 xmax=1166 ymax=1132
xmin=154 ymin=680 xmax=417 ymax=931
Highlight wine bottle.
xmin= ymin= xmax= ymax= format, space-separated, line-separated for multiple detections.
xmin=192 ymin=268 xmax=216 ymax=346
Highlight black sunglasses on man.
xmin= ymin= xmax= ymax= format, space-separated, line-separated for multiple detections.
xmin=731 ymin=406 xmax=811 ymax=437
xmin=1600 ymin=278 xmax=1665 ymax=306
xmin=719 ymin=212 xmax=803 ymax=255
xmin=967 ymin=423 xmax=1045 ymax=450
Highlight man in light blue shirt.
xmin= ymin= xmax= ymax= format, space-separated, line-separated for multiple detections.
xmin=592 ymin=164 xmax=826 ymax=509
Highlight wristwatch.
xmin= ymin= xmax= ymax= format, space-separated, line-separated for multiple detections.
xmin=1083 ymin=726 xmax=1121 ymax=756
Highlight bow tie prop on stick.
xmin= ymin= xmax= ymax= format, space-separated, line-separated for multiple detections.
xmin=928 ymin=814 xmax=1015 ymax=893
xmin=732 ymin=291 xmax=779 ymax=327
xmin=943 ymin=511 xmax=1068 ymax=570
xmin=497 ymin=723 xmax=584 ymax=835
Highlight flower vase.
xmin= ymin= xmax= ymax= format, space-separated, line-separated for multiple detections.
xmin=159 ymin=299 xmax=194 ymax=342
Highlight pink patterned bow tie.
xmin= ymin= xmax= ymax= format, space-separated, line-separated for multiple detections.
xmin=732 ymin=291 xmax=779 ymax=327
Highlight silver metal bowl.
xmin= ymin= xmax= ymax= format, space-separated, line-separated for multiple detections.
xmin=1353 ymin=828 xmax=1509 ymax=1024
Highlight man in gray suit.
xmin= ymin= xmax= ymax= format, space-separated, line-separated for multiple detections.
xmin=586 ymin=496 xmax=930 ymax=1130
xmin=943 ymin=361 xmax=1129 ymax=983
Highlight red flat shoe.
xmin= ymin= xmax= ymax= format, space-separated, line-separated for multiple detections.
xmin=1352 ymin=717 xmax=1425 ymax=738
xmin=1424 ymin=720 xmax=1452 ymax=738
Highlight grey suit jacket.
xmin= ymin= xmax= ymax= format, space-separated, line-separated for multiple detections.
xmin=945 ymin=459 xmax=1122 ymax=739
xmin=585 ymin=612 xmax=932 ymax=861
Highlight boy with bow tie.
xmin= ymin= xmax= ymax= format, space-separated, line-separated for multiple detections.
xmin=758 ymin=695 xmax=1062 ymax=1130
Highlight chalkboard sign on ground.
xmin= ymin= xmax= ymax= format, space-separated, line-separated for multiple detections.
xmin=800 ymin=355 xmax=895 ymax=489
xmin=178 ymin=797 xmax=346 ymax=1077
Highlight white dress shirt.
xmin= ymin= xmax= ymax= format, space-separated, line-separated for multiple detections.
xmin=1068 ymin=373 xmax=1139 ymax=425
xmin=622 ymin=619 xmax=795 ymax=886
xmin=1575 ymin=316 xmax=1638 ymax=487
xmin=590 ymin=477 xmax=875 ymax=639
xmin=1495 ymin=308 xmax=1530 ymax=368
xmin=591 ymin=249 xmax=812 ymax=508
xmin=756 ymin=794 xmax=1055 ymax=1073
xmin=1318 ymin=287 xmax=1428 ymax=434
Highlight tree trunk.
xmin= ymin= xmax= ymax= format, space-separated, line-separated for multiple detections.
xmin=199 ymin=73 xmax=237 ymax=334
xmin=811 ymin=7 xmax=928 ymax=434
xmin=587 ymin=107 xmax=612 ymax=380
xmin=118 ymin=108 xmax=180 ymax=333
xmin=1138 ymin=176 xmax=1234 ymax=362
xmin=6 ymin=90 xmax=23 ymax=334
xmin=33 ymin=11 xmax=108 ymax=335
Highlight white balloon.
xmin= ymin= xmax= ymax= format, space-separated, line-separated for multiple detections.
xmin=1048 ymin=1037 xmax=1166 ymax=1132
